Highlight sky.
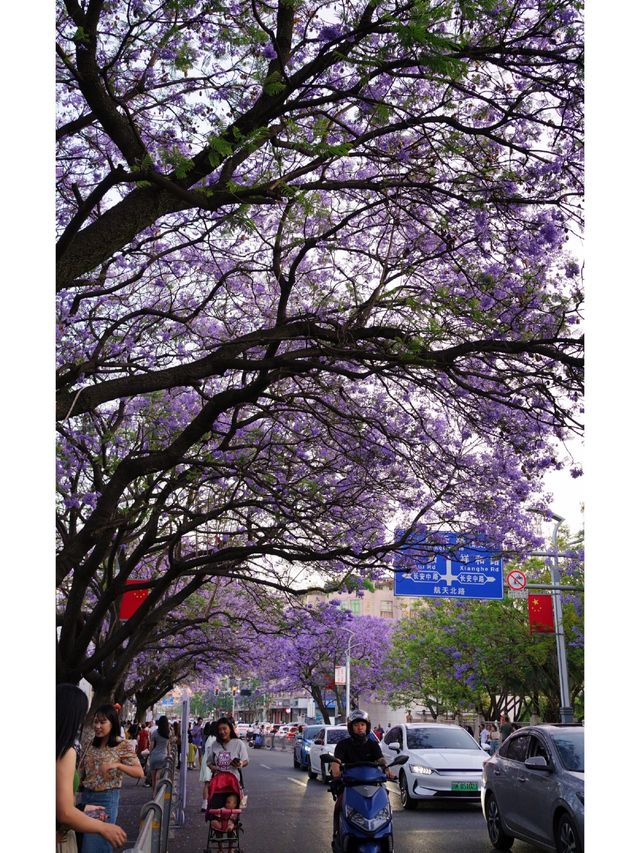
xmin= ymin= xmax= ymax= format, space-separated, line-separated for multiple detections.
xmin=1 ymin=2 xmax=635 ymax=848
xmin=543 ymin=439 xmax=584 ymax=534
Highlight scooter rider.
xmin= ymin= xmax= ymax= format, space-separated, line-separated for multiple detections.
xmin=330 ymin=710 xmax=396 ymax=838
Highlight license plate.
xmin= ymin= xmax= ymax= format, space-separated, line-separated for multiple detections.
xmin=452 ymin=782 xmax=478 ymax=791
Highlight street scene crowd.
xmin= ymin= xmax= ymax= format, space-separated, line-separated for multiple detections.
xmin=59 ymin=685 xmax=583 ymax=853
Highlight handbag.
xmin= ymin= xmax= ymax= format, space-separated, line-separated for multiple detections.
xmin=56 ymin=829 xmax=78 ymax=853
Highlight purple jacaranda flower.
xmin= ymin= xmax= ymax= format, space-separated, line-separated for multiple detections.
xmin=540 ymin=222 xmax=559 ymax=244
xmin=318 ymin=25 xmax=343 ymax=43
xmin=263 ymin=43 xmax=277 ymax=60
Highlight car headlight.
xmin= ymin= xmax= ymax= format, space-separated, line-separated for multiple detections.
xmin=303 ymin=744 xmax=310 ymax=751
xmin=410 ymin=764 xmax=434 ymax=775
xmin=345 ymin=805 xmax=391 ymax=832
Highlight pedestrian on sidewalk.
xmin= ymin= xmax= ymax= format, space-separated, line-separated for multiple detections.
xmin=188 ymin=722 xmax=198 ymax=769
xmin=56 ymin=685 xmax=128 ymax=853
xmin=136 ymin=721 xmax=150 ymax=756
xmin=206 ymin=717 xmax=249 ymax=788
xmin=200 ymin=724 xmax=217 ymax=812
xmin=192 ymin=717 xmax=204 ymax=769
xmin=148 ymin=715 xmax=172 ymax=795
xmin=172 ymin=721 xmax=182 ymax=770
xmin=499 ymin=714 xmax=515 ymax=742
xmin=77 ymin=703 xmax=144 ymax=852
xmin=488 ymin=723 xmax=500 ymax=755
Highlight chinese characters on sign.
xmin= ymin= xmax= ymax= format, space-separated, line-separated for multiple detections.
xmin=393 ymin=530 xmax=504 ymax=601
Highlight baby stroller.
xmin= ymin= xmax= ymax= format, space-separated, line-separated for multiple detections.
xmin=204 ymin=769 xmax=246 ymax=853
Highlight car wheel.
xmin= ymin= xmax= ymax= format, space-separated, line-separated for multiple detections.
xmin=485 ymin=793 xmax=514 ymax=850
xmin=293 ymin=750 xmax=300 ymax=769
xmin=555 ymin=812 xmax=582 ymax=853
xmin=399 ymin=771 xmax=418 ymax=810
xmin=307 ymin=761 xmax=317 ymax=780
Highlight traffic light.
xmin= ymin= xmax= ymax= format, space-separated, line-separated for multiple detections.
xmin=214 ymin=688 xmax=219 ymax=695
xmin=231 ymin=686 xmax=238 ymax=696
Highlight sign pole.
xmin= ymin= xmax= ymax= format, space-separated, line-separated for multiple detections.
xmin=550 ymin=515 xmax=573 ymax=724
xmin=175 ymin=694 xmax=189 ymax=826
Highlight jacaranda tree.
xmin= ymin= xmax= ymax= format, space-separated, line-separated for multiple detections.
xmin=56 ymin=1 xmax=583 ymax=682
xmin=250 ymin=601 xmax=393 ymax=722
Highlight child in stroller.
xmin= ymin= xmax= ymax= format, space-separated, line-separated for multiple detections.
xmin=204 ymin=763 xmax=245 ymax=852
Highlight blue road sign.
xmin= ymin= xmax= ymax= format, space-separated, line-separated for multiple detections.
xmin=394 ymin=530 xmax=503 ymax=601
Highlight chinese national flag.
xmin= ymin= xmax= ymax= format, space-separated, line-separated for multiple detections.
xmin=527 ymin=594 xmax=555 ymax=634
xmin=119 ymin=581 xmax=149 ymax=620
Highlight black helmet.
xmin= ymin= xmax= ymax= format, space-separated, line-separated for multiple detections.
xmin=347 ymin=708 xmax=371 ymax=736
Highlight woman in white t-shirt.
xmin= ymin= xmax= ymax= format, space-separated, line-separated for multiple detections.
xmin=206 ymin=717 xmax=249 ymax=785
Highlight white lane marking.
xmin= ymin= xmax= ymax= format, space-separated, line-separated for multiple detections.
xmin=260 ymin=764 xmax=272 ymax=770
xmin=287 ymin=777 xmax=308 ymax=788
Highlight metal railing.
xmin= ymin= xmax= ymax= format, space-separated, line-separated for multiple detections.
xmin=261 ymin=733 xmax=295 ymax=750
xmin=130 ymin=748 xmax=176 ymax=853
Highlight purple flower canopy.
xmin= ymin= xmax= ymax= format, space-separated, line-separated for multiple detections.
xmin=55 ymin=0 xmax=583 ymax=697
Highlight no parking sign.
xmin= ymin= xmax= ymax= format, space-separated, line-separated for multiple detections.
xmin=507 ymin=569 xmax=527 ymax=591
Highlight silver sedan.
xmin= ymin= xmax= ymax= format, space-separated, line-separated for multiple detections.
xmin=481 ymin=724 xmax=584 ymax=853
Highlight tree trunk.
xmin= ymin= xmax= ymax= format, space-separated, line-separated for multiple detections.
xmin=310 ymin=685 xmax=331 ymax=724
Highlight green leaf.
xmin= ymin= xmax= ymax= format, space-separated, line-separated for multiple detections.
xmin=208 ymin=135 xmax=233 ymax=157
xmin=73 ymin=26 xmax=90 ymax=45
xmin=264 ymin=79 xmax=287 ymax=96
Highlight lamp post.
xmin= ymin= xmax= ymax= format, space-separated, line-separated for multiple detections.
xmin=530 ymin=509 xmax=574 ymax=724
xmin=343 ymin=627 xmax=357 ymax=720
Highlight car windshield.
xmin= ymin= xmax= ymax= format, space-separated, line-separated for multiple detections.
xmin=550 ymin=729 xmax=584 ymax=772
xmin=406 ymin=727 xmax=480 ymax=750
xmin=304 ymin=727 xmax=321 ymax=740
xmin=327 ymin=729 xmax=349 ymax=744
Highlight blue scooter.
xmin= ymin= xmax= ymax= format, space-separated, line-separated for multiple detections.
xmin=322 ymin=753 xmax=408 ymax=853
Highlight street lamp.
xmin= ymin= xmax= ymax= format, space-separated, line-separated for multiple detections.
xmin=231 ymin=686 xmax=237 ymax=720
xmin=343 ymin=627 xmax=357 ymax=720
xmin=529 ymin=509 xmax=574 ymax=724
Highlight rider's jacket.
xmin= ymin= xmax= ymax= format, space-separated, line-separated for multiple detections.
xmin=334 ymin=735 xmax=383 ymax=766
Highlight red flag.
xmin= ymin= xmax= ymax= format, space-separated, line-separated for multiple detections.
xmin=527 ymin=594 xmax=555 ymax=634
xmin=119 ymin=580 xmax=149 ymax=620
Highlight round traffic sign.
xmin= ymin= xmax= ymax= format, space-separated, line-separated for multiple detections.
xmin=507 ymin=569 xmax=527 ymax=591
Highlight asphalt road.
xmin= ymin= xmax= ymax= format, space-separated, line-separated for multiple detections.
xmin=118 ymin=745 xmax=544 ymax=853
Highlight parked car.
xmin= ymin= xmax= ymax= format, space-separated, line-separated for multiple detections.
xmin=293 ymin=724 xmax=323 ymax=770
xmin=308 ymin=726 xmax=349 ymax=782
xmin=380 ymin=723 xmax=488 ymax=809
xmin=481 ymin=724 xmax=584 ymax=853
xmin=235 ymin=722 xmax=251 ymax=739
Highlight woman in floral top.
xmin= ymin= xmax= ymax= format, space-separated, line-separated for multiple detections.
xmin=78 ymin=704 xmax=144 ymax=852
xmin=56 ymin=686 xmax=127 ymax=852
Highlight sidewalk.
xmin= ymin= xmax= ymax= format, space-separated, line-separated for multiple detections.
xmin=118 ymin=762 xmax=210 ymax=852
xmin=118 ymin=738 xmax=294 ymax=851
